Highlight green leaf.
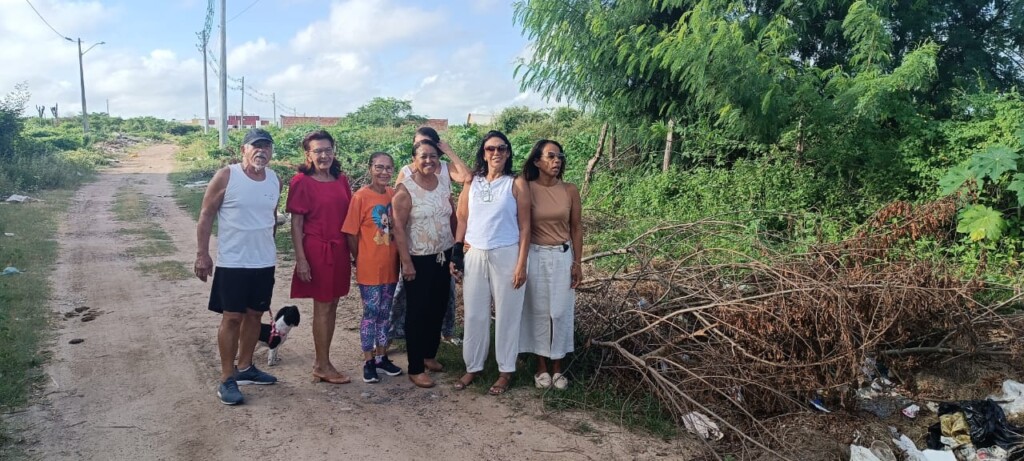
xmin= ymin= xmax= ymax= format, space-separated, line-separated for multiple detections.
xmin=1008 ymin=173 xmax=1024 ymax=207
xmin=939 ymin=165 xmax=978 ymax=195
xmin=956 ymin=205 xmax=1006 ymax=242
xmin=968 ymin=145 xmax=1019 ymax=181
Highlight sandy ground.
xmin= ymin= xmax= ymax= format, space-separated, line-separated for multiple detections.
xmin=9 ymin=144 xmax=694 ymax=461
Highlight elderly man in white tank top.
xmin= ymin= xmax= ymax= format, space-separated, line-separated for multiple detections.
xmin=195 ymin=128 xmax=283 ymax=406
xmin=451 ymin=131 xmax=531 ymax=395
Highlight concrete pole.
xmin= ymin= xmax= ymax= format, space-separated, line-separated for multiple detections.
xmin=77 ymin=38 xmax=89 ymax=134
xmin=202 ymin=41 xmax=209 ymax=134
xmin=240 ymin=76 xmax=245 ymax=129
xmin=218 ymin=0 xmax=228 ymax=147
xmin=272 ymin=93 xmax=277 ymax=128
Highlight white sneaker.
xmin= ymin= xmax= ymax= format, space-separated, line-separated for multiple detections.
xmin=534 ymin=372 xmax=552 ymax=389
xmin=551 ymin=372 xmax=569 ymax=390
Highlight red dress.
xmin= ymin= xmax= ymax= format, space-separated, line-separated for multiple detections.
xmin=287 ymin=173 xmax=352 ymax=301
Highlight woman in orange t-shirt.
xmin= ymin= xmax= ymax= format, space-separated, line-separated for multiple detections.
xmin=342 ymin=152 xmax=402 ymax=383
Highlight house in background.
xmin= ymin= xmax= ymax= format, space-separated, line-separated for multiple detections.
xmin=191 ymin=116 xmax=271 ymax=129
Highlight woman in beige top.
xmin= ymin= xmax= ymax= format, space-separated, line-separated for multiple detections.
xmin=519 ymin=139 xmax=582 ymax=390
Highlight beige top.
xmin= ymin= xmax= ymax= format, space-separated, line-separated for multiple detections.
xmin=529 ymin=181 xmax=571 ymax=245
xmin=403 ymin=173 xmax=454 ymax=255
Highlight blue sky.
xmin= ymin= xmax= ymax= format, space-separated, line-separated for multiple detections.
xmin=3 ymin=0 xmax=550 ymax=123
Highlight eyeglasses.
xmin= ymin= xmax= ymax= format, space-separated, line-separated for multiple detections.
xmin=371 ymin=164 xmax=394 ymax=172
xmin=477 ymin=178 xmax=494 ymax=203
xmin=484 ymin=144 xmax=509 ymax=154
xmin=310 ymin=147 xmax=335 ymax=155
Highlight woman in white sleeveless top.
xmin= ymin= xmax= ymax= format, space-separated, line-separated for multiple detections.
xmin=391 ymin=139 xmax=456 ymax=389
xmin=451 ymin=130 xmax=531 ymax=395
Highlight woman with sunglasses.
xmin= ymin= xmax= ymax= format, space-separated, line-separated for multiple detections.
xmin=519 ymin=140 xmax=582 ymax=390
xmin=287 ymin=130 xmax=353 ymax=384
xmin=451 ymin=130 xmax=531 ymax=395
xmin=392 ymin=139 xmax=456 ymax=388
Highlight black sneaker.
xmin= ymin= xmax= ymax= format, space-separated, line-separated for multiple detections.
xmin=235 ymin=364 xmax=277 ymax=385
xmin=375 ymin=356 xmax=403 ymax=376
xmin=363 ymin=360 xmax=380 ymax=383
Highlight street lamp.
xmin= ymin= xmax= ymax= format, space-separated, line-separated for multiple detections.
xmin=68 ymin=37 xmax=104 ymax=134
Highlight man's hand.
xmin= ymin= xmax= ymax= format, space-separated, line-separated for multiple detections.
xmin=194 ymin=253 xmax=214 ymax=282
xmin=571 ymin=262 xmax=582 ymax=288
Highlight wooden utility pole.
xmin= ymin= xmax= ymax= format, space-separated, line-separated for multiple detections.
xmin=201 ymin=41 xmax=209 ymax=133
xmin=662 ymin=119 xmax=675 ymax=172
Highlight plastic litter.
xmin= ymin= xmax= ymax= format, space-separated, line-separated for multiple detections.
xmin=182 ymin=181 xmax=209 ymax=189
xmin=3 ymin=233 xmax=14 ymax=237
xmin=869 ymin=441 xmax=897 ymax=461
xmin=988 ymin=380 xmax=1024 ymax=417
xmin=810 ymin=397 xmax=831 ymax=413
xmin=975 ymin=446 xmax=1009 ymax=460
xmin=2 ymin=266 xmax=22 ymax=276
xmin=892 ymin=434 xmax=958 ymax=461
xmin=680 ymin=411 xmax=723 ymax=441
xmin=5 ymin=194 xmax=30 ymax=203
xmin=851 ymin=444 xmax=883 ymax=461
xmin=903 ymin=404 xmax=921 ymax=418
xmin=926 ymin=400 xmax=1023 ymax=453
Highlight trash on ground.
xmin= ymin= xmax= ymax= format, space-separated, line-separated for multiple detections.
xmin=893 ymin=433 xmax=959 ymax=461
xmin=2 ymin=266 xmax=23 ymax=275
xmin=3 ymin=232 xmax=14 ymax=237
xmin=680 ymin=411 xmax=723 ymax=441
xmin=810 ymin=397 xmax=831 ymax=413
xmin=925 ymin=400 xmax=1023 ymax=458
xmin=182 ymin=181 xmax=209 ymax=189
xmin=903 ymin=404 xmax=921 ymax=419
xmin=988 ymin=379 xmax=1024 ymax=417
xmin=851 ymin=444 xmax=884 ymax=461
xmin=5 ymin=194 xmax=37 ymax=203
xmin=869 ymin=441 xmax=897 ymax=461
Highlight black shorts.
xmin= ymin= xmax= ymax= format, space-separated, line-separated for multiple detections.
xmin=208 ymin=266 xmax=275 ymax=314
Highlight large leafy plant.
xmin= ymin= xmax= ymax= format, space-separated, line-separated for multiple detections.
xmin=940 ymin=129 xmax=1024 ymax=242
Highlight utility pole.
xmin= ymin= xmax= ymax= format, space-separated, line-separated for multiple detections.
xmin=201 ymin=41 xmax=209 ymax=133
xmin=272 ymin=93 xmax=277 ymax=128
xmin=71 ymin=38 xmax=104 ymax=135
xmin=240 ymin=76 xmax=245 ymax=129
xmin=106 ymin=99 xmax=109 ymax=115
xmin=197 ymin=0 xmax=214 ymax=135
xmin=218 ymin=0 xmax=228 ymax=147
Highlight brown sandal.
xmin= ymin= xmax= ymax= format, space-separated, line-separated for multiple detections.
xmin=453 ymin=373 xmax=476 ymax=391
xmin=488 ymin=373 xmax=512 ymax=396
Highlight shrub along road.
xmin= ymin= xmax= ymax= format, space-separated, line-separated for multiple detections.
xmin=9 ymin=144 xmax=692 ymax=460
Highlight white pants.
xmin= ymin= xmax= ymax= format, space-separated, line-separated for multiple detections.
xmin=520 ymin=244 xmax=575 ymax=359
xmin=462 ymin=244 xmax=525 ymax=373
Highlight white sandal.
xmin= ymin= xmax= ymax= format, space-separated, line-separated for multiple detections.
xmin=551 ymin=372 xmax=569 ymax=390
xmin=534 ymin=372 xmax=552 ymax=389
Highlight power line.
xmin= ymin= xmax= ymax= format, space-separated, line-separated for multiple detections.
xmin=227 ymin=0 xmax=263 ymax=23
xmin=24 ymin=0 xmax=70 ymax=40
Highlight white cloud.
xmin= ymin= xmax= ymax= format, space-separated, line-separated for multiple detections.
xmin=291 ymin=0 xmax=445 ymax=53
xmin=227 ymin=38 xmax=278 ymax=70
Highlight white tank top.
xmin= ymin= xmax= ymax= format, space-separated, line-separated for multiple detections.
xmin=403 ymin=172 xmax=454 ymax=255
xmin=465 ymin=175 xmax=520 ymax=250
xmin=216 ymin=163 xmax=280 ymax=268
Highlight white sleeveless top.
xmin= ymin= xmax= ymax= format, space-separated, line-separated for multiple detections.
xmin=216 ymin=163 xmax=280 ymax=268
xmin=402 ymin=172 xmax=454 ymax=255
xmin=465 ymin=175 xmax=520 ymax=250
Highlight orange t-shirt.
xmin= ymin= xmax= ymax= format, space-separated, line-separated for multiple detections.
xmin=341 ymin=186 xmax=399 ymax=286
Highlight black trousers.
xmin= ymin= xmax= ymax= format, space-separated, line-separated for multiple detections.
xmin=404 ymin=249 xmax=452 ymax=375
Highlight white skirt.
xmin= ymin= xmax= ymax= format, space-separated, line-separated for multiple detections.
xmin=519 ymin=243 xmax=575 ymax=359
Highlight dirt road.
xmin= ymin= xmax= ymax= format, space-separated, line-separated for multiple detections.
xmin=11 ymin=145 xmax=689 ymax=460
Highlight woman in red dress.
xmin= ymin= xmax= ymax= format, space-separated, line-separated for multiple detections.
xmin=288 ymin=130 xmax=353 ymax=384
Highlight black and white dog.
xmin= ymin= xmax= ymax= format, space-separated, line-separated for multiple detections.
xmin=259 ymin=305 xmax=300 ymax=366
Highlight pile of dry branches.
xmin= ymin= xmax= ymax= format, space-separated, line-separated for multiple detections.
xmin=575 ymin=204 xmax=1023 ymax=456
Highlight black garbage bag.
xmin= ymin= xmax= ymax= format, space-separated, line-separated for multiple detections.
xmin=925 ymin=399 xmax=1024 ymax=457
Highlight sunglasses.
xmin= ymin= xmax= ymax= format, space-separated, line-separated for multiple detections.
xmin=484 ymin=144 xmax=509 ymax=154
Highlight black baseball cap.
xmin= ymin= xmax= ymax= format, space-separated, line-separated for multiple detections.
xmin=243 ymin=128 xmax=273 ymax=145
